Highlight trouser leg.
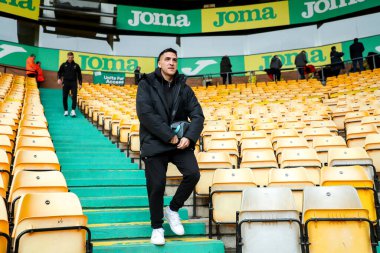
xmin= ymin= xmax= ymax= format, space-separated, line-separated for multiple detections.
xmin=358 ymin=59 xmax=364 ymax=71
xmin=222 ymin=74 xmax=227 ymax=84
xmin=70 ymin=84 xmax=78 ymax=110
xmin=169 ymin=150 xmax=200 ymax=212
xmin=144 ymin=154 xmax=169 ymax=229
xmin=352 ymin=59 xmax=358 ymax=72
xmin=62 ymin=83 xmax=71 ymax=111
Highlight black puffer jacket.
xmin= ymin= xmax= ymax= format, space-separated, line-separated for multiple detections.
xmin=136 ymin=68 xmax=204 ymax=157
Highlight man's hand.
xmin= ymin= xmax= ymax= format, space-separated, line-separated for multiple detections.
xmin=177 ymin=137 xmax=190 ymax=149
xmin=170 ymin=135 xmax=179 ymax=145
xmin=57 ymin=79 xmax=62 ymax=85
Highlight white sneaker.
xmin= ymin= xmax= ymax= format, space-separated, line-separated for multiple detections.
xmin=70 ymin=110 xmax=76 ymax=117
xmin=64 ymin=111 xmax=68 ymax=116
xmin=150 ymin=228 xmax=165 ymax=245
xmin=164 ymin=206 xmax=185 ymax=235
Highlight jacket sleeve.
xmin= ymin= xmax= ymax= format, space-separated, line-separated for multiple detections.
xmin=57 ymin=63 xmax=64 ymax=79
xmin=183 ymin=86 xmax=204 ymax=143
xmin=77 ymin=64 xmax=83 ymax=85
xmin=136 ymin=80 xmax=175 ymax=143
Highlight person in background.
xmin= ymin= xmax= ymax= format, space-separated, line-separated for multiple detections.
xmin=330 ymin=46 xmax=345 ymax=77
xmin=57 ymin=52 xmax=82 ymax=117
xmin=349 ymin=38 xmax=365 ymax=72
xmin=270 ymin=55 xmax=283 ymax=81
xmin=26 ymin=54 xmax=37 ymax=78
xmin=220 ymin=55 xmax=232 ymax=84
xmin=295 ymin=51 xmax=308 ymax=80
xmin=134 ymin=66 xmax=141 ymax=85
xmin=35 ymin=61 xmax=45 ymax=88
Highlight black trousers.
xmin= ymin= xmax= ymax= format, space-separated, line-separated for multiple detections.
xmin=143 ymin=149 xmax=200 ymax=229
xmin=221 ymin=73 xmax=232 ymax=84
xmin=297 ymin=67 xmax=305 ymax=79
xmin=62 ymin=81 xmax=77 ymax=110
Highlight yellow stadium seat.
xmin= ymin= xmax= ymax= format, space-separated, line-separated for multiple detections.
xmin=313 ymin=136 xmax=347 ymax=166
xmin=332 ymin=106 xmax=353 ymax=131
xmin=240 ymin=138 xmax=273 ymax=157
xmin=320 ymin=166 xmax=378 ymax=223
xmin=201 ymin=124 xmax=227 ymax=151
xmin=328 ymin=147 xmax=375 ymax=180
xmin=302 ymin=127 xmax=332 ymax=144
xmin=279 ymin=148 xmax=321 ymax=184
xmin=0 ymin=199 xmax=10 ymax=253
xmin=346 ymin=124 xmax=378 ymax=148
xmin=12 ymin=192 xmax=92 ymax=253
xmin=364 ymin=134 xmax=380 ymax=175
xmin=254 ymin=122 xmax=279 ymax=136
xmin=268 ymin=167 xmax=315 ymax=212
xmin=361 ymin=116 xmax=380 ymax=131
xmin=344 ymin=111 xmax=370 ymax=130
xmin=8 ymin=170 xmax=68 ymax=221
xmin=237 ymin=187 xmax=302 ymax=253
xmin=0 ymin=150 xmax=10 ymax=191
xmin=240 ymin=150 xmax=278 ymax=186
xmin=12 ymin=150 xmax=60 ymax=175
xmin=271 ymin=128 xmax=299 ymax=149
xmin=275 ymin=137 xmax=309 ymax=161
xmin=240 ymin=130 xmax=267 ymax=141
xmin=207 ymin=140 xmax=239 ymax=168
xmin=19 ymin=119 xmax=47 ymax=130
xmin=310 ymin=120 xmax=338 ymax=135
xmin=17 ymin=127 xmax=51 ymax=138
xmin=0 ymin=135 xmax=12 ymax=163
xmin=15 ymin=136 xmax=55 ymax=152
xmin=209 ymin=168 xmax=256 ymax=238
xmin=303 ymin=186 xmax=375 ymax=253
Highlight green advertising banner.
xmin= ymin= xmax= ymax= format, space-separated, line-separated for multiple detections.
xmin=289 ymin=0 xmax=380 ymax=24
xmin=0 ymin=40 xmax=58 ymax=71
xmin=341 ymin=35 xmax=380 ymax=61
xmin=178 ymin=56 xmax=245 ymax=76
xmin=117 ymin=1 xmax=380 ymax=34
xmin=93 ymin=71 xmax=125 ymax=85
xmin=117 ymin=5 xmax=201 ymax=34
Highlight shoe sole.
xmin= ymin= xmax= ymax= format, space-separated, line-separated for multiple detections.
xmin=151 ymin=241 xmax=165 ymax=246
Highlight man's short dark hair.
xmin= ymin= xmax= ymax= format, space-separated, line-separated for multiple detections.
xmin=67 ymin=52 xmax=74 ymax=56
xmin=354 ymin=38 xmax=359 ymax=42
xmin=331 ymin=46 xmax=336 ymax=51
xmin=36 ymin=61 xmax=40 ymax=64
xmin=30 ymin=54 xmax=35 ymax=57
xmin=157 ymin=48 xmax=177 ymax=62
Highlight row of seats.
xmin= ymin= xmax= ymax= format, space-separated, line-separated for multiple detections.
xmin=0 ymin=73 xmax=92 ymax=253
xmin=237 ymin=186 xmax=377 ymax=253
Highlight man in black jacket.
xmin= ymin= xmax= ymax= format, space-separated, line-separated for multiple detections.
xmin=136 ymin=48 xmax=204 ymax=246
xmin=57 ymin=52 xmax=82 ymax=117
xmin=349 ymin=38 xmax=365 ymax=72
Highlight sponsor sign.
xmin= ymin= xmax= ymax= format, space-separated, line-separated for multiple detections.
xmin=0 ymin=0 xmax=40 ymax=20
xmin=179 ymin=56 xmax=245 ymax=76
xmin=93 ymin=71 xmax=125 ymax=85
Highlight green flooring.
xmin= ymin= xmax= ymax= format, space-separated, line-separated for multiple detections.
xmin=40 ymin=88 xmax=224 ymax=252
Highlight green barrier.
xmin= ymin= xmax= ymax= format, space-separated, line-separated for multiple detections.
xmin=93 ymin=71 xmax=125 ymax=85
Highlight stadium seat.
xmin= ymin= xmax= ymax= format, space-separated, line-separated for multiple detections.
xmin=279 ymin=148 xmax=321 ymax=184
xmin=8 ymin=170 xmax=68 ymax=221
xmin=237 ymin=187 xmax=302 ymax=253
xmin=209 ymin=168 xmax=256 ymax=238
xmin=346 ymin=124 xmax=378 ymax=148
xmin=0 ymin=199 xmax=10 ymax=253
xmin=0 ymin=135 xmax=12 ymax=163
xmin=0 ymin=150 xmax=10 ymax=191
xmin=310 ymin=120 xmax=338 ymax=135
xmin=12 ymin=192 xmax=92 ymax=253
xmin=302 ymin=127 xmax=332 ymax=145
xmin=344 ymin=111 xmax=370 ymax=130
xmin=240 ymin=150 xmax=278 ymax=186
xmin=364 ymin=134 xmax=380 ymax=175
xmin=275 ymin=137 xmax=309 ymax=161
xmin=254 ymin=122 xmax=278 ymax=136
xmin=320 ymin=166 xmax=379 ymax=223
xmin=12 ymin=150 xmax=60 ymax=175
xmin=207 ymin=140 xmax=239 ymax=168
xmin=313 ymin=136 xmax=347 ymax=166
xmin=240 ymin=138 xmax=273 ymax=156
xmin=17 ymin=127 xmax=51 ymax=138
xmin=361 ymin=116 xmax=380 ymax=131
xmin=0 ymin=125 xmax=15 ymax=149
xmin=201 ymin=124 xmax=227 ymax=151
xmin=15 ymin=136 xmax=55 ymax=152
xmin=19 ymin=119 xmax=47 ymax=130
xmin=328 ymin=147 xmax=375 ymax=181
xmin=240 ymin=130 xmax=267 ymax=141
xmin=271 ymin=128 xmax=299 ymax=149
xmin=332 ymin=106 xmax=353 ymax=131
xmin=303 ymin=186 xmax=375 ymax=253
xmin=268 ymin=167 xmax=315 ymax=212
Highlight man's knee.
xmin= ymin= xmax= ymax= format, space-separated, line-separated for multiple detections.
xmin=186 ymin=170 xmax=200 ymax=184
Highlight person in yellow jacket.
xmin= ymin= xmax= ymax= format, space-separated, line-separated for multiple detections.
xmin=25 ymin=54 xmax=37 ymax=78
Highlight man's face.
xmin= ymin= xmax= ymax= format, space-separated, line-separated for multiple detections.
xmin=158 ymin=52 xmax=177 ymax=77
xmin=67 ymin=55 xmax=74 ymax=63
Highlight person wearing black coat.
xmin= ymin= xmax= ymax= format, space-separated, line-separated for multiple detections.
xmin=270 ymin=55 xmax=283 ymax=81
xmin=330 ymin=46 xmax=345 ymax=77
xmin=220 ymin=55 xmax=232 ymax=84
xmin=349 ymin=38 xmax=365 ymax=72
xmin=136 ymin=48 xmax=204 ymax=246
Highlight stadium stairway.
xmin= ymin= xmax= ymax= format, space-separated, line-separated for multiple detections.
xmin=40 ymin=88 xmax=225 ymax=253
